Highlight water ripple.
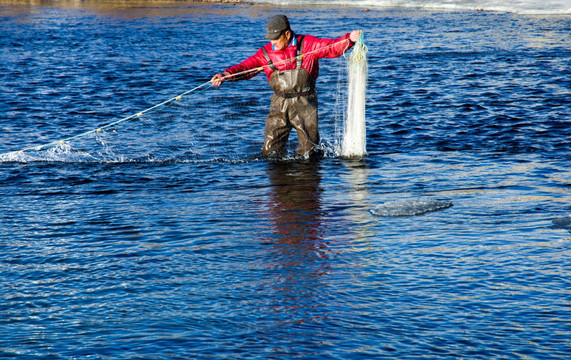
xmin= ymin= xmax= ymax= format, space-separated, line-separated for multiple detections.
xmin=0 ymin=3 xmax=570 ymax=360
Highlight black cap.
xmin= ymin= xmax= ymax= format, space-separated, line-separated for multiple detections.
xmin=264 ymin=15 xmax=290 ymax=40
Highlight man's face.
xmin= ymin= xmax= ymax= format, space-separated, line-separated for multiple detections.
xmin=271 ymin=30 xmax=291 ymax=51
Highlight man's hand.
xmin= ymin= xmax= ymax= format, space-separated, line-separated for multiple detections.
xmin=210 ymin=71 xmax=230 ymax=87
xmin=350 ymin=30 xmax=361 ymax=43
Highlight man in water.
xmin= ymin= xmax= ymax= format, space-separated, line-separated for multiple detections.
xmin=211 ymin=15 xmax=361 ymax=158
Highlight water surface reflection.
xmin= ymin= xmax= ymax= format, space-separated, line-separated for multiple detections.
xmin=262 ymin=161 xmax=330 ymax=319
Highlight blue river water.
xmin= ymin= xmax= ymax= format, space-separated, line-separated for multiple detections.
xmin=1 ymin=1 xmax=570 ymax=359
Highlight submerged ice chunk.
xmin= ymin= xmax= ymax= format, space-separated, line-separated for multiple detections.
xmin=371 ymin=198 xmax=453 ymax=217
xmin=552 ymin=215 xmax=571 ymax=230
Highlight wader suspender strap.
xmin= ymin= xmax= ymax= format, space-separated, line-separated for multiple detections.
xmin=262 ymin=35 xmax=306 ymax=72
xmin=296 ymin=36 xmax=305 ymax=69
xmin=262 ymin=47 xmax=277 ymax=71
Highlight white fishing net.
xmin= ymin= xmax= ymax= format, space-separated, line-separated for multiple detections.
xmin=340 ymin=32 xmax=368 ymax=158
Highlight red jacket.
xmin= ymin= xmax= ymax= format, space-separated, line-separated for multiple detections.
xmin=225 ymin=33 xmax=354 ymax=82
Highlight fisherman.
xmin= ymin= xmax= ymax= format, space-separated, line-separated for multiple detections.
xmin=211 ymin=15 xmax=361 ymax=158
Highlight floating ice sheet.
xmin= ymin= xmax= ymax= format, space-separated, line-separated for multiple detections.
xmin=371 ymin=198 xmax=453 ymax=217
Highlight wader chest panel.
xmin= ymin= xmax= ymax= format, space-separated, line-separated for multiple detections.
xmin=262 ymin=36 xmax=315 ymax=98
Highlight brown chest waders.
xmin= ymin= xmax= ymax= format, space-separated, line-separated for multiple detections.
xmin=261 ymin=37 xmax=320 ymax=157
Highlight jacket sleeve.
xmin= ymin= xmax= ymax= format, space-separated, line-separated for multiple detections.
xmin=304 ymin=33 xmax=354 ymax=59
xmin=224 ymin=48 xmax=266 ymax=82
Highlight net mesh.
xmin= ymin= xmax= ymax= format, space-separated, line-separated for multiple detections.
xmin=339 ymin=32 xmax=368 ymax=158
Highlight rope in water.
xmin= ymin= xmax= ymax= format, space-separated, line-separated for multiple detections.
xmin=0 ymin=38 xmax=353 ymax=158
xmin=5 ymin=81 xmax=213 ymax=156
